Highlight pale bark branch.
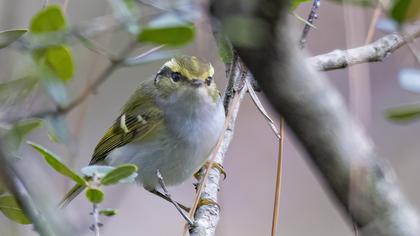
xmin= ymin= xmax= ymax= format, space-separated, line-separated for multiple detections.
xmin=189 ymin=55 xmax=248 ymax=236
xmin=210 ymin=0 xmax=420 ymax=236
xmin=308 ymin=23 xmax=420 ymax=71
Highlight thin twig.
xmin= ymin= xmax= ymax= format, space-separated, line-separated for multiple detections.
xmin=365 ymin=4 xmax=382 ymax=44
xmin=92 ymin=203 xmax=100 ymax=236
xmin=299 ymin=0 xmax=321 ymax=49
xmin=245 ymin=76 xmax=280 ymax=139
xmin=75 ymin=34 xmax=118 ymax=62
xmin=271 ymin=118 xmax=284 ymax=236
xmin=308 ymin=23 xmax=420 ymax=71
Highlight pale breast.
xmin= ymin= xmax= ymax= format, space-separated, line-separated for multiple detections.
xmin=107 ymin=91 xmax=225 ymax=190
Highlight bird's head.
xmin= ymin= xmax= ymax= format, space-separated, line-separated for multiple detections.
xmin=154 ymin=55 xmax=219 ymax=102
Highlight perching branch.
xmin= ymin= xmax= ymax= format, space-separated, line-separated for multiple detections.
xmin=188 ymin=55 xmax=247 ymax=236
xmin=308 ymin=23 xmax=420 ymax=71
xmin=210 ymin=0 xmax=420 ymax=236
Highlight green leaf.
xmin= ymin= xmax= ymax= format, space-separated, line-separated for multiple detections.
xmin=0 ymin=76 xmax=38 ymax=106
xmin=290 ymin=0 xmax=311 ymax=10
xmin=0 ymin=196 xmax=31 ymax=224
xmin=85 ymin=188 xmax=104 ymax=204
xmin=138 ymin=13 xmax=195 ymax=46
xmin=99 ymin=208 xmax=117 ymax=216
xmin=27 ymin=141 xmax=86 ymax=185
xmin=0 ymin=29 xmax=27 ymax=49
xmin=390 ymin=0 xmax=420 ymax=24
xmin=30 ymin=5 xmax=67 ymax=33
xmin=6 ymin=119 xmax=43 ymax=150
xmin=45 ymin=45 xmax=74 ymax=81
xmin=386 ymin=104 xmax=420 ymax=122
xmin=101 ymin=164 xmax=138 ymax=185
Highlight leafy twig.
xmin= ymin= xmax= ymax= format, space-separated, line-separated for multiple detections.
xmin=6 ymin=42 xmax=166 ymax=123
xmin=0 ymin=141 xmax=74 ymax=235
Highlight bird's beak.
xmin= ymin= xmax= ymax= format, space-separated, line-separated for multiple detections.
xmin=190 ymin=79 xmax=204 ymax=87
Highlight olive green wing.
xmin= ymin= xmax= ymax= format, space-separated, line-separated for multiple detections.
xmin=89 ymin=107 xmax=163 ymax=165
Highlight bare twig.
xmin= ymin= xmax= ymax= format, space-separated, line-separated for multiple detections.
xmin=245 ymin=76 xmax=280 ymax=139
xmin=308 ymin=23 xmax=420 ymax=71
xmin=365 ymin=4 xmax=382 ymax=44
xmin=299 ymin=0 xmax=321 ymax=48
xmin=91 ymin=204 xmax=100 ymax=236
xmin=271 ymin=118 xmax=284 ymax=236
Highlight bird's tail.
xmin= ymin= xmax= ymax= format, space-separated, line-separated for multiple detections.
xmin=59 ymin=184 xmax=86 ymax=208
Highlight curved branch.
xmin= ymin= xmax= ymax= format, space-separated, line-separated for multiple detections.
xmin=210 ymin=0 xmax=420 ymax=235
xmin=309 ymin=23 xmax=420 ymax=71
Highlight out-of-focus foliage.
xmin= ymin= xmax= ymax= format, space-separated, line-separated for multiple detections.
xmin=5 ymin=119 xmax=43 ymax=151
xmin=215 ymin=34 xmax=233 ymax=64
xmin=0 ymin=29 xmax=27 ymax=49
xmin=27 ymin=141 xmax=87 ymax=185
xmin=290 ymin=0 xmax=312 ymax=10
xmin=387 ymin=104 xmax=420 ymax=122
xmin=30 ymin=5 xmax=74 ymax=82
xmin=138 ymin=13 xmax=195 ymax=46
xmin=390 ymin=0 xmax=420 ymax=23
xmin=108 ymin=0 xmax=140 ymax=34
xmin=0 ymin=76 xmax=38 ymax=106
xmin=0 ymin=195 xmax=31 ymax=224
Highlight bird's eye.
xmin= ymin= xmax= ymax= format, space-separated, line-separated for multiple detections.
xmin=171 ymin=72 xmax=182 ymax=82
xmin=205 ymin=76 xmax=212 ymax=86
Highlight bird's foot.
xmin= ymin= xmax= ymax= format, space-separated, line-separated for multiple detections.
xmin=193 ymin=161 xmax=226 ymax=180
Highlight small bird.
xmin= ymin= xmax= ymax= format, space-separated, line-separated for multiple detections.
xmin=61 ymin=55 xmax=225 ymax=224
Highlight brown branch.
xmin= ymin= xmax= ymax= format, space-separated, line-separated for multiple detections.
xmin=210 ymin=0 xmax=420 ymax=235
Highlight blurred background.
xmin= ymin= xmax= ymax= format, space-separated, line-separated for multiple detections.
xmin=0 ymin=0 xmax=419 ymax=235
